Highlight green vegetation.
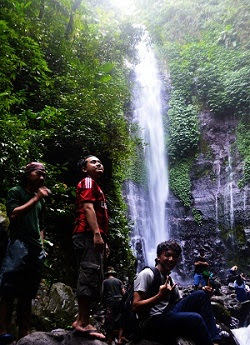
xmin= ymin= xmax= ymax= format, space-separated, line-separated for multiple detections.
xmin=236 ymin=119 xmax=250 ymax=187
xmin=136 ymin=0 xmax=250 ymax=215
xmin=169 ymin=160 xmax=192 ymax=207
xmin=0 ymin=0 xmax=249 ymax=281
xmin=167 ymin=90 xmax=199 ymax=160
xmin=0 ymin=0 xmax=141 ymax=283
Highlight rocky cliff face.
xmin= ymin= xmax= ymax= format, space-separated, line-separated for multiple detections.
xmin=168 ymin=111 xmax=250 ymax=280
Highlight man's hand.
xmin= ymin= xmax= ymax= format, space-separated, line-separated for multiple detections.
xmin=93 ymin=232 xmax=104 ymax=253
xmin=202 ymin=285 xmax=214 ymax=293
xmin=159 ymin=276 xmax=176 ymax=298
xmin=37 ymin=186 xmax=51 ymax=199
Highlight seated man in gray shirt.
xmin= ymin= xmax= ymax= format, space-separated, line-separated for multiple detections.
xmin=133 ymin=240 xmax=220 ymax=345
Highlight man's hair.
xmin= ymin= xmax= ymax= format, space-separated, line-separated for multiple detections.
xmin=157 ymin=240 xmax=182 ymax=257
xmin=20 ymin=162 xmax=46 ymax=186
xmin=77 ymin=155 xmax=94 ymax=172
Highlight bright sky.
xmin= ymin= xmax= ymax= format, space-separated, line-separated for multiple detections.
xmin=110 ymin=0 xmax=137 ymax=15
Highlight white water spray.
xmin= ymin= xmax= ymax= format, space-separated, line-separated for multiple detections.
xmin=126 ymin=30 xmax=169 ymax=269
xmin=232 ymin=325 xmax=250 ymax=345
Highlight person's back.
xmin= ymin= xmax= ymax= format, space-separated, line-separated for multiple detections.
xmin=103 ymin=276 xmax=124 ymax=305
xmin=102 ymin=268 xmax=125 ymax=345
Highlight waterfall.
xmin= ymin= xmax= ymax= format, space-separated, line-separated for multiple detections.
xmin=224 ymin=145 xmax=235 ymax=233
xmin=232 ymin=325 xmax=250 ymax=345
xmin=213 ymin=155 xmax=222 ymax=229
xmin=125 ymin=30 xmax=169 ymax=270
xmin=228 ymin=149 xmax=235 ymax=230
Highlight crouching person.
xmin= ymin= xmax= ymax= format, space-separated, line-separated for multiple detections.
xmin=133 ymin=240 xmax=221 ymax=345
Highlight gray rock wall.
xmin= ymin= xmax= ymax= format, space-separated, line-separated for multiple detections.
xmin=168 ymin=111 xmax=250 ymax=280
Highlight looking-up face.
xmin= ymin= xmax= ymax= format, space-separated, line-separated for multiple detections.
xmin=83 ymin=156 xmax=104 ymax=179
xmin=157 ymin=249 xmax=180 ymax=273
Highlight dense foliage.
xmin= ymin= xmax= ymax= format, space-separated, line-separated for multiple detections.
xmin=0 ymin=0 xmax=140 ymax=283
xmin=1 ymin=0 xmax=249 ymax=283
xmin=136 ymin=0 xmax=250 ymax=206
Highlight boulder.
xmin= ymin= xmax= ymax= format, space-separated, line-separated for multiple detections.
xmin=32 ymin=282 xmax=77 ymax=331
xmin=16 ymin=331 xmax=194 ymax=345
xmin=16 ymin=330 xmax=106 ymax=345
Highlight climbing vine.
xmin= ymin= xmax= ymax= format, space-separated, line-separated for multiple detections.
xmin=236 ymin=119 xmax=250 ymax=187
xmin=167 ymin=90 xmax=200 ymax=160
xmin=169 ymin=160 xmax=192 ymax=207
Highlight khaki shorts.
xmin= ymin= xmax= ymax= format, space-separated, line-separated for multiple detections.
xmin=73 ymin=232 xmax=104 ymax=300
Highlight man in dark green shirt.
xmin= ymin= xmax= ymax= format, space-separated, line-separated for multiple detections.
xmin=0 ymin=162 xmax=50 ymax=342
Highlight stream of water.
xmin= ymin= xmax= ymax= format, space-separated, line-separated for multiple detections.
xmin=232 ymin=325 xmax=250 ymax=345
xmin=125 ymin=30 xmax=169 ymax=270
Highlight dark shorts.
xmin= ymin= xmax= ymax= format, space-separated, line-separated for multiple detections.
xmin=0 ymin=239 xmax=44 ymax=298
xmin=104 ymin=298 xmax=123 ymax=331
xmin=73 ymin=232 xmax=104 ymax=300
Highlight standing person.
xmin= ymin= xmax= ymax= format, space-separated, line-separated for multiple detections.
xmin=72 ymin=155 xmax=108 ymax=340
xmin=133 ymin=240 xmax=220 ymax=345
xmin=102 ymin=267 xmax=126 ymax=345
xmin=0 ymin=162 xmax=50 ymax=342
xmin=193 ymin=248 xmax=209 ymax=290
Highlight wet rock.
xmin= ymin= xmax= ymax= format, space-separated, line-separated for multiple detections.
xmin=168 ymin=111 xmax=250 ymax=278
xmin=16 ymin=330 xmax=106 ymax=345
xmin=32 ymin=282 xmax=77 ymax=331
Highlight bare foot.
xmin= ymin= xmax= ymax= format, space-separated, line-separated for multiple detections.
xmin=73 ymin=323 xmax=106 ymax=340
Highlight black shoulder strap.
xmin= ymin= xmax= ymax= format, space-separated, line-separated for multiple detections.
xmin=142 ymin=266 xmax=162 ymax=298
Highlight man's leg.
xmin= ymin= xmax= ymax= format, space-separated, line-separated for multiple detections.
xmin=172 ymin=290 xmax=220 ymax=343
xmin=16 ymin=296 xmax=32 ymax=339
xmin=72 ymin=295 xmax=105 ymax=339
xmin=73 ymin=295 xmax=91 ymax=330
xmin=193 ymin=273 xmax=200 ymax=290
xmin=72 ymin=234 xmax=105 ymax=339
xmin=0 ymin=296 xmax=14 ymax=335
xmin=0 ymin=297 xmax=14 ymax=334
xmin=148 ymin=309 xmax=214 ymax=345
xmin=201 ymin=274 xmax=208 ymax=287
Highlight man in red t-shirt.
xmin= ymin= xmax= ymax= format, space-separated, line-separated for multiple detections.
xmin=72 ymin=155 xmax=108 ymax=340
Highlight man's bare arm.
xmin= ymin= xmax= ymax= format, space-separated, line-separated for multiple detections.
xmin=83 ymin=202 xmax=104 ymax=252
xmin=10 ymin=187 xmax=50 ymax=219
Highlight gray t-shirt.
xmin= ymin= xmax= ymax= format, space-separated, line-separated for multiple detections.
xmin=134 ymin=268 xmax=181 ymax=327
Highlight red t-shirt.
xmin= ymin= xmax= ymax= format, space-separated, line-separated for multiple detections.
xmin=73 ymin=177 xmax=108 ymax=236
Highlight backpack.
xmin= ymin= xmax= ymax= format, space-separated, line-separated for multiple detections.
xmin=121 ymin=266 xmax=162 ymax=341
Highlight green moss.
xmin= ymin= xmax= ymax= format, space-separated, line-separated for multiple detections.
xmin=192 ymin=207 xmax=203 ymax=226
xmin=236 ymin=114 xmax=250 ymax=188
xmin=167 ymin=90 xmax=200 ymax=161
xmin=169 ymin=160 xmax=192 ymax=206
xmin=235 ymin=225 xmax=246 ymax=244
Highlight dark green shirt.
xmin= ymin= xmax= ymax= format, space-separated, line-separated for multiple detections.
xmin=6 ymin=185 xmax=44 ymax=248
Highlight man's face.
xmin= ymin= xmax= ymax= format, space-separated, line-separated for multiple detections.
xmin=157 ymin=249 xmax=179 ymax=273
xmin=27 ymin=169 xmax=46 ymax=189
xmin=83 ymin=156 xmax=104 ymax=179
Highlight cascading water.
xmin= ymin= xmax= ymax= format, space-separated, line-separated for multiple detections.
xmin=125 ymin=30 xmax=169 ymax=270
xmin=232 ymin=325 xmax=250 ymax=345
